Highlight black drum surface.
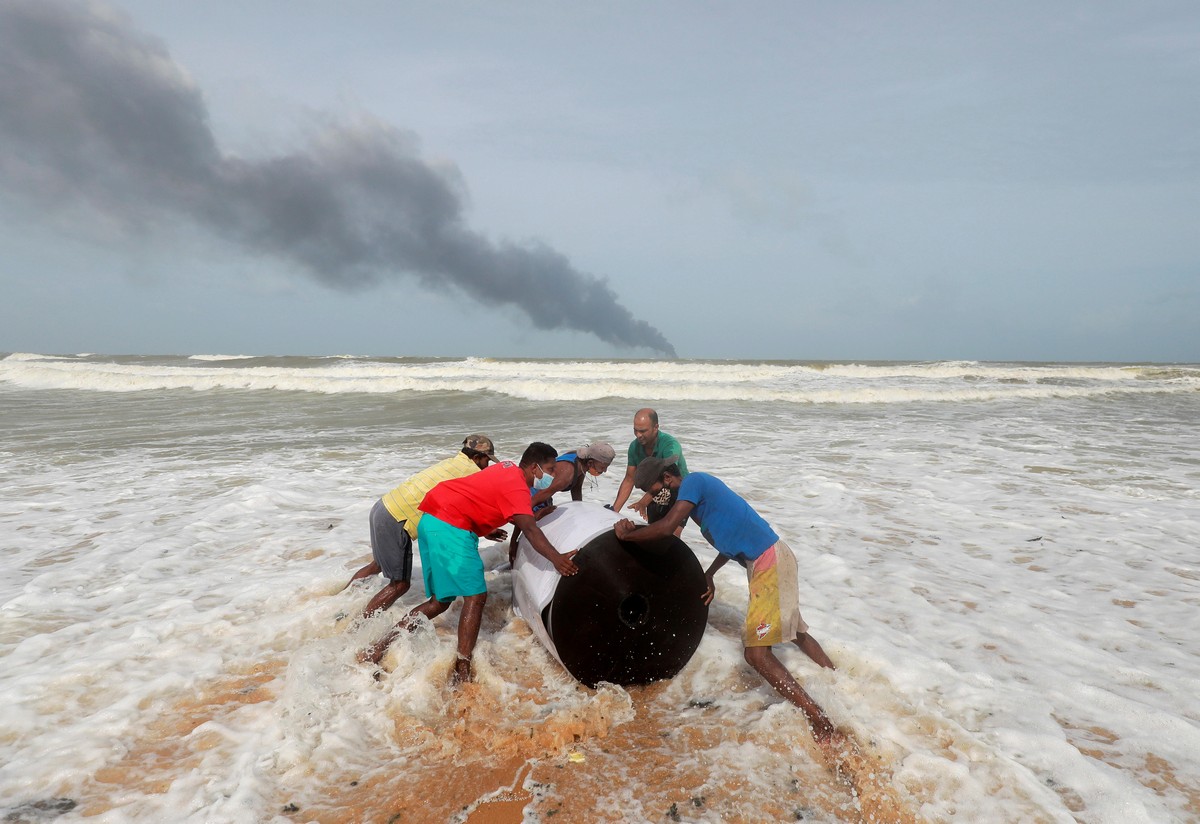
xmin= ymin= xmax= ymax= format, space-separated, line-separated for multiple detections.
xmin=546 ymin=529 xmax=708 ymax=688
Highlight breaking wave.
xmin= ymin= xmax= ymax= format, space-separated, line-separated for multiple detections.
xmin=2 ymin=352 xmax=1197 ymax=405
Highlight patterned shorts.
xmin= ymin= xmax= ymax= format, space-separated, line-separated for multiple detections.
xmin=743 ymin=540 xmax=808 ymax=647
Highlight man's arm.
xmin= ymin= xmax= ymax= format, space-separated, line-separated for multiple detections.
xmin=628 ymin=491 xmax=654 ymax=519
xmin=701 ymin=554 xmax=730 ymax=604
xmin=611 ymin=464 xmax=637 ymax=512
xmin=510 ymin=513 xmax=578 ymax=576
xmin=614 ymin=499 xmax=695 ymax=543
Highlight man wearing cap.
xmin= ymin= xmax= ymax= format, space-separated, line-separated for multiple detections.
xmin=359 ymin=442 xmax=580 ymax=683
xmin=614 ymin=457 xmax=838 ymax=744
xmin=511 ymin=441 xmax=619 ymax=563
xmin=343 ymin=435 xmax=505 ymax=619
xmin=611 ymin=408 xmax=688 ymax=523
xmin=531 ymin=441 xmax=617 ymax=510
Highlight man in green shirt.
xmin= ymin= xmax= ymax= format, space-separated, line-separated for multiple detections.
xmin=611 ymin=408 xmax=688 ymax=523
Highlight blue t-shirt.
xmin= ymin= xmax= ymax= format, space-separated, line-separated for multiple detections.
xmin=677 ymin=473 xmax=778 ymax=561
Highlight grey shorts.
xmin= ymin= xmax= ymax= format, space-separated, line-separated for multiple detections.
xmin=369 ymin=498 xmax=414 ymax=582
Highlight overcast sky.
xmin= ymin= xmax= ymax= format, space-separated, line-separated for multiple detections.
xmin=1 ymin=1 xmax=1197 ymax=362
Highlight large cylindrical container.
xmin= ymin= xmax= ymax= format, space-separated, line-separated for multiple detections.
xmin=512 ymin=501 xmax=708 ymax=688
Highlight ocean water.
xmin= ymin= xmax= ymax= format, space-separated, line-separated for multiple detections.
xmin=1 ymin=352 xmax=1198 ymax=823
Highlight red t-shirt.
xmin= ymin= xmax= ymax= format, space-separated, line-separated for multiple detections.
xmin=418 ymin=462 xmax=533 ymax=535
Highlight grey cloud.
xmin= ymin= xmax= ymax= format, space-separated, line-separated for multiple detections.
xmin=0 ymin=0 xmax=675 ymax=355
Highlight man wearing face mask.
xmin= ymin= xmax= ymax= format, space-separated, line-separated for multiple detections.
xmin=359 ymin=442 xmax=579 ymax=683
xmin=530 ymin=441 xmax=617 ymax=511
xmin=508 ymin=448 xmax=576 ymax=562
xmin=530 ymin=453 xmax=558 ymax=502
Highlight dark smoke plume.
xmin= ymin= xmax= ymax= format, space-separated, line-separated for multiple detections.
xmin=0 ymin=0 xmax=676 ymax=356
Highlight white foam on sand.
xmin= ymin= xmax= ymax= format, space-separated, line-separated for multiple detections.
xmin=1 ymin=357 xmax=1197 ymax=821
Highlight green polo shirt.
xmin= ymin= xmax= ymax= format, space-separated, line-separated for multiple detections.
xmin=627 ymin=431 xmax=688 ymax=476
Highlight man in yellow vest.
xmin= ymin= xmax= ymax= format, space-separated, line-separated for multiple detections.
xmin=343 ymin=435 xmax=504 ymax=618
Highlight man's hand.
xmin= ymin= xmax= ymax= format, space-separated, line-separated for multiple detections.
xmin=534 ymin=505 xmax=555 ymax=521
xmin=551 ymin=549 xmax=580 ymax=576
xmin=614 ymin=519 xmax=638 ymax=540
xmin=630 ymin=495 xmax=650 ymax=519
xmin=484 ymin=528 xmax=508 ymax=542
xmin=702 ymin=573 xmax=716 ymax=605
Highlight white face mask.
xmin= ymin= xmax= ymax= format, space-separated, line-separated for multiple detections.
xmin=533 ymin=467 xmax=554 ymax=490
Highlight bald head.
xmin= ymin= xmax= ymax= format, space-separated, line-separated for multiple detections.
xmin=633 ymin=408 xmax=660 ymax=450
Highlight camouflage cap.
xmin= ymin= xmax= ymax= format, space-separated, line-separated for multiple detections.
xmin=463 ymin=434 xmax=498 ymax=461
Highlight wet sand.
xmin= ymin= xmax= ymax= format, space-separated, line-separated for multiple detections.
xmin=42 ymin=657 xmax=1200 ymax=823
xmin=63 ymin=658 xmax=920 ymax=823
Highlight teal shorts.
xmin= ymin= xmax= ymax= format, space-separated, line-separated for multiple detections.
xmin=416 ymin=514 xmax=486 ymax=603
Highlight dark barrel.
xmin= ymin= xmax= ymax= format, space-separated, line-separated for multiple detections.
xmin=545 ymin=528 xmax=708 ymax=688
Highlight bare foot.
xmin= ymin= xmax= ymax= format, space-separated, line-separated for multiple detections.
xmin=357 ymin=641 xmax=386 ymax=665
xmin=818 ymin=727 xmax=854 ymax=757
xmin=809 ymin=714 xmax=837 ymax=746
xmin=450 ymin=657 xmax=472 ymax=686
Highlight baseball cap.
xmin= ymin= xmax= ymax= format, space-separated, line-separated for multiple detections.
xmin=463 ymin=434 xmax=498 ymax=462
xmin=579 ymin=441 xmax=616 ymax=466
xmin=634 ymin=456 xmax=678 ymax=491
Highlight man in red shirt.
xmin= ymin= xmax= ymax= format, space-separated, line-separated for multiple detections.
xmin=359 ymin=442 xmax=579 ymax=683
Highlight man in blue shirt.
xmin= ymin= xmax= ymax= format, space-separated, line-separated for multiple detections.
xmin=614 ymin=456 xmax=837 ymax=743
